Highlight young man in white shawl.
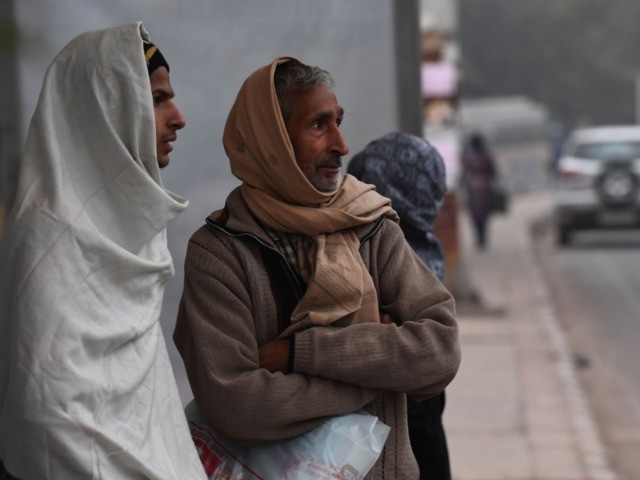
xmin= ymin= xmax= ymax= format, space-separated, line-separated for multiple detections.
xmin=0 ymin=23 xmax=207 ymax=479
xmin=174 ymin=57 xmax=461 ymax=479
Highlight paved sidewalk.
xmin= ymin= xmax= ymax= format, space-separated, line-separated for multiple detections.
xmin=444 ymin=192 xmax=618 ymax=480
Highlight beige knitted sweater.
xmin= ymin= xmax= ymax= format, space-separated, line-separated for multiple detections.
xmin=174 ymin=188 xmax=460 ymax=479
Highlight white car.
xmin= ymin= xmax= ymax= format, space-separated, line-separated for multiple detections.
xmin=554 ymin=125 xmax=640 ymax=245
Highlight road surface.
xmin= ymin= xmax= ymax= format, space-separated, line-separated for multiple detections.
xmin=534 ymin=224 xmax=640 ymax=480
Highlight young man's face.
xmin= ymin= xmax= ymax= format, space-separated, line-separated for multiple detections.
xmin=149 ymin=66 xmax=186 ymax=168
xmin=285 ymin=83 xmax=349 ymax=192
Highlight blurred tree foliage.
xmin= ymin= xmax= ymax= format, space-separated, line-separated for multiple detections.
xmin=459 ymin=0 xmax=640 ymax=130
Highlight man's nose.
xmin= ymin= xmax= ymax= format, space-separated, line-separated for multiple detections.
xmin=171 ymin=104 xmax=186 ymax=130
xmin=332 ymin=127 xmax=349 ymax=156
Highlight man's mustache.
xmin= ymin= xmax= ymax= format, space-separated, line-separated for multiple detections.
xmin=317 ymin=155 xmax=342 ymax=168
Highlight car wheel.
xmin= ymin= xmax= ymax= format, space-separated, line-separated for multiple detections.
xmin=597 ymin=161 xmax=637 ymax=207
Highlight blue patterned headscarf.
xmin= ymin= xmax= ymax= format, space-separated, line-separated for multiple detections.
xmin=347 ymin=132 xmax=447 ymax=281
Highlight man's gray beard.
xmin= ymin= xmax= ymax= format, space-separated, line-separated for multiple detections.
xmin=301 ymin=155 xmax=344 ymax=192
xmin=309 ymin=170 xmax=341 ymax=192
xmin=300 ymin=165 xmax=342 ymax=192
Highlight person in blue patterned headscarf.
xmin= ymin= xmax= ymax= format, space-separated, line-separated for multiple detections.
xmin=348 ymin=132 xmax=447 ymax=281
xmin=348 ymin=132 xmax=451 ymax=480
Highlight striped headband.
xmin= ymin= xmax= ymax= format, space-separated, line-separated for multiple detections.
xmin=143 ymin=41 xmax=169 ymax=75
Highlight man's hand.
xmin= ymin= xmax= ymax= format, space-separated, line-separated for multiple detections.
xmin=258 ymin=339 xmax=290 ymax=374
xmin=379 ymin=312 xmax=396 ymax=325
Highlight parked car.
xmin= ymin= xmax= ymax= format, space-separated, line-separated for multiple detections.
xmin=553 ymin=125 xmax=640 ymax=245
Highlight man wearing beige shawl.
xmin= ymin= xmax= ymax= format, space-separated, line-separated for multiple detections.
xmin=174 ymin=57 xmax=461 ymax=479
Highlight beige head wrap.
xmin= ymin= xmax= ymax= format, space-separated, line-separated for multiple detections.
xmin=223 ymin=57 xmax=398 ymax=336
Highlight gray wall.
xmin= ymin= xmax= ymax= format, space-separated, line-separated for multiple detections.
xmin=13 ymin=0 xmax=420 ymax=403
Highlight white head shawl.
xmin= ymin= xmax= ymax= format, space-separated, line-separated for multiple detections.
xmin=0 ymin=22 xmax=205 ymax=479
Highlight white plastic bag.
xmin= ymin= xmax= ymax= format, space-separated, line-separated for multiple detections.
xmin=185 ymin=400 xmax=390 ymax=480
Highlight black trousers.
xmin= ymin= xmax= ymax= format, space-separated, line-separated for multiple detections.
xmin=407 ymin=392 xmax=451 ymax=480
xmin=0 ymin=462 xmax=19 ymax=480
xmin=471 ymin=215 xmax=489 ymax=248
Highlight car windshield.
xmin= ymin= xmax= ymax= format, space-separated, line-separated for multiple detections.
xmin=574 ymin=140 xmax=640 ymax=160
